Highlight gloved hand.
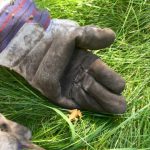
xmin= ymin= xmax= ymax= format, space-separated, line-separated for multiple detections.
xmin=61 ymin=49 xmax=126 ymax=114
xmin=0 ymin=19 xmax=126 ymax=114
xmin=0 ymin=113 xmax=45 ymax=150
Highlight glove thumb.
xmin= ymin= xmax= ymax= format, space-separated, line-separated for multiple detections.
xmin=75 ymin=26 xmax=116 ymax=50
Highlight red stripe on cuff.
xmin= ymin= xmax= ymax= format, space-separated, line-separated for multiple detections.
xmin=0 ymin=0 xmax=27 ymax=32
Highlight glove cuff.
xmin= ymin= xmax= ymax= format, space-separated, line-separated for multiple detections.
xmin=0 ymin=0 xmax=50 ymax=53
xmin=60 ymin=49 xmax=98 ymax=97
xmin=0 ymin=23 xmax=44 ymax=69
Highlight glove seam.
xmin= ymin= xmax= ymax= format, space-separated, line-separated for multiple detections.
xmin=30 ymin=39 xmax=54 ymax=82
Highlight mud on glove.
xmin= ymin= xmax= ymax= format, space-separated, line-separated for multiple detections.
xmin=61 ymin=49 xmax=126 ymax=114
xmin=0 ymin=19 xmax=126 ymax=114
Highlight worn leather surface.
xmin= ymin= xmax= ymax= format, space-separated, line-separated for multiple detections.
xmin=0 ymin=19 xmax=126 ymax=114
xmin=61 ymin=49 xmax=126 ymax=114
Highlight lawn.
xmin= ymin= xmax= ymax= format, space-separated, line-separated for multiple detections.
xmin=0 ymin=0 xmax=150 ymax=149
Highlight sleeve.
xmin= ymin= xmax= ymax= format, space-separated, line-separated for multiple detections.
xmin=0 ymin=0 xmax=51 ymax=52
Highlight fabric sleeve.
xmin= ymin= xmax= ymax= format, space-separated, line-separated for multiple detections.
xmin=0 ymin=0 xmax=51 ymax=52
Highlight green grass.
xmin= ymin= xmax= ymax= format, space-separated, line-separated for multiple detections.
xmin=0 ymin=0 xmax=150 ymax=149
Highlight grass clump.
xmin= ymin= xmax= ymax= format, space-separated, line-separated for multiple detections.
xmin=0 ymin=0 xmax=150 ymax=149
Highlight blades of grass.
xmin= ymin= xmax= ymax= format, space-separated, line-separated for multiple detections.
xmin=98 ymin=102 xmax=150 ymax=149
xmin=62 ymin=120 xmax=111 ymax=150
xmin=40 ymin=104 xmax=76 ymax=141
xmin=1 ymin=68 xmax=76 ymax=140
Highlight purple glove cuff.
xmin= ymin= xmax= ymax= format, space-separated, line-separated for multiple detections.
xmin=0 ymin=0 xmax=50 ymax=52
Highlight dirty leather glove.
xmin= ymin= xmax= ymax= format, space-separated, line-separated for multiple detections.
xmin=0 ymin=19 xmax=126 ymax=114
xmin=61 ymin=49 xmax=126 ymax=114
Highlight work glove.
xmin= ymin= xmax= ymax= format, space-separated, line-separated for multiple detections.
xmin=61 ymin=49 xmax=126 ymax=114
xmin=0 ymin=19 xmax=126 ymax=114
xmin=0 ymin=113 xmax=45 ymax=150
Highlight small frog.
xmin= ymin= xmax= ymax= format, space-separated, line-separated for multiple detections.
xmin=68 ymin=109 xmax=82 ymax=121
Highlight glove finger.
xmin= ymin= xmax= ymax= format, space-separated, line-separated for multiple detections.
xmin=82 ymin=73 xmax=127 ymax=114
xmin=75 ymin=26 xmax=115 ymax=50
xmin=71 ymin=85 xmax=105 ymax=113
xmin=88 ymin=59 xmax=125 ymax=94
xmin=55 ymin=97 xmax=79 ymax=109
